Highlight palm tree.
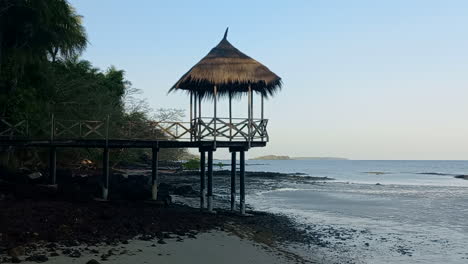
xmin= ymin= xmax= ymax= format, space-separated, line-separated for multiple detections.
xmin=0 ymin=0 xmax=88 ymax=79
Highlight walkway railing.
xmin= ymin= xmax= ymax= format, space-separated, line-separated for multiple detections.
xmin=0 ymin=116 xmax=268 ymax=142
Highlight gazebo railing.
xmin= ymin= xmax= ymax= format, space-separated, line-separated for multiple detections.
xmin=0 ymin=116 xmax=268 ymax=142
xmin=192 ymin=117 xmax=268 ymax=142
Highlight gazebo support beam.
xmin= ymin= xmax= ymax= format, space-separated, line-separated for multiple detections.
xmin=230 ymin=151 xmax=236 ymax=211
xmin=240 ymin=150 xmax=246 ymax=215
xmin=213 ymin=85 xmax=217 ymax=148
xmin=229 ymin=92 xmax=232 ymax=141
xmin=199 ymin=150 xmax=206 ymax=209
xmin=207 ymin=150 xmax=214 ymax=212
xmin=261 ymin=93 xmax=264 ymax=141
xmin=190 ymin=92 xmax=193 ymax=141
xmin=198 ymin=95 xmax=202 ymax=140
xmin=248 ymin=85 xmax=252 ymax=148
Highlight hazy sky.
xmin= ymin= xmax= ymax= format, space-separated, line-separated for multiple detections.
xmin=71 ymin=0 xmax=468 ymax=160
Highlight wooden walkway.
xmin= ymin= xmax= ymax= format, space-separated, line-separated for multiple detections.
xmin=0 ymin=116 xmax=268 ymax=215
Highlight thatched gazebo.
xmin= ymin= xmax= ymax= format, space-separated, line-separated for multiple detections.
xmin=170 ymin=28 xmax=282 ymax=144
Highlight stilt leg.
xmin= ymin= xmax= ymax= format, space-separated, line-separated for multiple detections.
xmin=102 ymin=147 xmax=109 ymax=200
xmin=240 ymin=150 xmax=246 ymax=215
xmin=151 ymin=147 xmax=159 ymax=200
xmin=207 ymin=150 xmax=213 ymax=212
xmin=230 ymin=151 xmax=236 ymax=211
xmin=200 ymin=151 xmax=206 ymax=209
xmin=49 ymin=147 xmax=56 ymax=185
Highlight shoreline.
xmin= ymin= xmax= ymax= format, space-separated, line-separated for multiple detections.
xmin=0 ymin=166 xmax=336 ymax=264
xmin=16 ymin=231 xmax=300 ymax=264
xmin=0 ymin=198 xmax=315 ymax=264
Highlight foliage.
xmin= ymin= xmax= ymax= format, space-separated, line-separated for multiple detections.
xmin=216 ymin=162 xmax=224 ymax=169
xmin=0 ymin=0 xmax=189 ymax=169
xmin=183 ymin=159 xmax=200 ymax=170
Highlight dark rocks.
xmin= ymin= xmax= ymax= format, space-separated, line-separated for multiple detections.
xmin=50 ymin=252 xmax=59 ymax=257
xmin=25 ymin=254 xmax=48 ymax=262
xmin=86 ymin=260 xmax=101 ymax=264
xmin=173 ymin=185 xmax=198 ymax=196
xmin=11 ymin=256 xmax=22 ymax=263
xmin=8 ymin=246 xmax=25 ymax=258
xmin=139 ymin=234 xmax=153 ymax=241
xmin=157 ymin=239 xmax=166 ymax=244
xmin=68 ymin=250 xmax=81 ymax=258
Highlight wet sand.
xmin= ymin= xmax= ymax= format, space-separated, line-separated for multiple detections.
xmin=20 ymin=231 xmax=295 ymax=264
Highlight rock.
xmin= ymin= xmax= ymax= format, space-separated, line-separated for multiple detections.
xmin=365 ymin=242 xmax=370 ymax=247
xmin=375 ymin=183 xmax=381 ymax=185
xmin=86 ymin=260 xmax=101 ymax=264
xmin=68 ymin=250 xmax=81 ymax=258
xmin=25 ymin=255 xmax=48 ymax=263
xmin=157 ymin=239 xmax=166 ymax=244
xmin=50 ymin=252 xmax=60 ymax=257
xmin=100 ymin=254 xmax=109 ymax=261
xmin=28 ymin=172 xmax=43 ymax=180
xmin=8 ymin=246 xmax=25 ymax=258
xmin=173 ymin=185 xmax=197 ymax=196
xmin=11 ymin=256 xmax=22 ymax=263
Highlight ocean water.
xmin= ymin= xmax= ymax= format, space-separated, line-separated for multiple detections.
xmin=243 ymin=160 xmax=468 ymax=264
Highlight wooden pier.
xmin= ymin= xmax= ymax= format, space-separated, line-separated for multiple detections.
xmin=0 ymin=115 xmax=265 ymax=214
xmin=1 ymin=28 xmax=282 ymax=215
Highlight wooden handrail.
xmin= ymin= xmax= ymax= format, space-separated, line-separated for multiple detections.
xmin=0 ymin=116 xmax=269 ymax=142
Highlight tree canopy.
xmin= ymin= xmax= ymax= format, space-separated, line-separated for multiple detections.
xmin=0 ymin=0 xmax=187 ymax=168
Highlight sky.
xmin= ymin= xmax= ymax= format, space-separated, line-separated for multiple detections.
xmin=70 ymin=0 xmax=468 ymax=160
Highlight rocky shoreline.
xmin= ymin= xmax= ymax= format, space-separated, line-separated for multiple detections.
xmin=0 ymin=167 xmax=325 ymax=263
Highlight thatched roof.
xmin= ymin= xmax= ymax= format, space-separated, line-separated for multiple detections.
xmin=170 ymin=28 xmax=282 ymax=99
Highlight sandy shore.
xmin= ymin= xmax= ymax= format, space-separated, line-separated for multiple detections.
xmin=18 ymin=231 xmax=297 ymax=264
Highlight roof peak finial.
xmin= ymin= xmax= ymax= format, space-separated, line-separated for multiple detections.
xmin=223 ymin=27 xmax=229 ymax=40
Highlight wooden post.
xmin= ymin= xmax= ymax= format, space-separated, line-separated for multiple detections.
xmin=200 ymin=150 xmax=206 ymax=209
xmin=230 ymin=151 xmax=236 ymax=211
xmin=240 ymin=150 xmax=246 ymax=215
xmin=248 ymin=85 xmax=252 ymax=147
xmin=261 ymin=93 xmax=264 ymax=141
xmin=194 ymin=93 xmax=197 ymax=140
xmin=207 ymin=150 xmax=214 ymax=212
xmin=49 ymin=114 xmax=56 ymax=184
xmin=229 ymin=92 xmax=232 ymax=141
xmin=151 ymin=147 xmax=159 ymax=200
xmin=50 ymin=114 xmax=55 ymax=141
xmin=190 ymin=92 xmax=193 ymax=141
xmin=213 ymin=86 xmax=217 ymax=148
xmin=49 ymin=147 xmax=56 ymax=185
xmin=198 ymin=95 xmax=202 ymax=140
xmin=261 ymin=93 xmax=264 ymax=121
xmin=102 ymin=147 xmax=109 ymax=200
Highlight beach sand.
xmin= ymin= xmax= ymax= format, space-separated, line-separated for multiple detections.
xmin=19 ymin=231 xmax=296 ymax=264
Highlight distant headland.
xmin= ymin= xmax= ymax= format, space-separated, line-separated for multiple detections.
xmin=250 ymin=155 xmax=348 ymax=160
